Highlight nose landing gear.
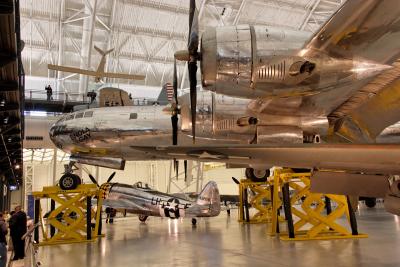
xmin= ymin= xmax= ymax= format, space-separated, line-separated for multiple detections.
xmin=59 ymin=173 xmax=81 ymax=190
xmin=58 ymin=162 xmax=82 ymax=190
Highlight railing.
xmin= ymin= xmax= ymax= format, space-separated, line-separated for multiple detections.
xmin=24 ymin=89 xmax=168 ymax=106
xmin=25 ymin=89 xmax=90 ymax=103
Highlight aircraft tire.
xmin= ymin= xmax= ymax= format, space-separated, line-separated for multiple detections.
xmin=365 ymin=198 xmax=377 ymax=208
xmin=138 ymin=215 xmax=148 ymax=222
xmin=245 ymin=168 xmax=270 ymax=182
xmin=59 ymin=173 xmax=81 ymax=190
xmin=191 ymin=218 xmax=197 ymax=225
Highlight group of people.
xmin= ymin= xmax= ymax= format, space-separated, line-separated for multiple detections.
xmin=0 ymin=206 xmax=27 ymax=266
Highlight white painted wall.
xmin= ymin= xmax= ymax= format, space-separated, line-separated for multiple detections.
xmin=27 ymin=160 xmax=244 ymax=195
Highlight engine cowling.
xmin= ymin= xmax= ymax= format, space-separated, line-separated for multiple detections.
xmin=200 ymin=25 xmax=390 ymax=99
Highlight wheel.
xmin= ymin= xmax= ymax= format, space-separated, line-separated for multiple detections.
xmin=191 ymin=218 xmax=197 ymax=225
xmin=138 ymin=215 xmax=148 ymax=222
xmin=245 ymin=168 xmax=270 ymax=182
xmin=59 ymin=173 xmax=81 ymax=190
xmin=365 ymin=198 xmax=377 ymax=208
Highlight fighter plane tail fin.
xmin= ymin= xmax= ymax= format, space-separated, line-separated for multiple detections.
xmin=196 ymin=181 xmax=221 ymax=216
xmin=157 ymin=83 xmax=173 ymax=105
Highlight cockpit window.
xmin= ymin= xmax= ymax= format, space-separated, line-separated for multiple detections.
xmin=56 ymin=117 xmax=65 ymax=124
xmin=129 ymin=113 xmax=138 ymax=119
xmin=84 ymin=111 xmax=93 ymax=118
xmin=66 ymin=114 xmax=75 ymax=121
xmin=133 ymin=182 xmax=151 ymax=189
xmin=75 ymin=112 xmax=84 ymax=119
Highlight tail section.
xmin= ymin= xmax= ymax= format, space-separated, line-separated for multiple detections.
xmin=95 ymin=45 xmax=114 ymax=73
xmin=157 ymin=83 xmax=174 ymax=105
xmin=194 ymin=181 xmax=221 ymax=217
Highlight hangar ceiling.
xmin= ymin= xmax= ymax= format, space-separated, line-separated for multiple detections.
xmin=20 ymin=0 xmax=345 ymax=94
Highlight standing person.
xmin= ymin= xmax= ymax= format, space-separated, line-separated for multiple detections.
xmin=0 ymin=213 xmax=8 ymax=267
xmin=109 ymin=208 xmax=116 ymax=224
xmin=105 ymin=207 xmax=111 ymax=224
xmin=45 ymin=85 xmax=53 ymax=101
xmin=9 ymin=206 xmax=27 ymax=261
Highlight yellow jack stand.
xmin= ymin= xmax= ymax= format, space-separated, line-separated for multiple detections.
xmin=32 ymin=184 xmax=103 ymax=246
xmin=238 ymin=179 xmax=283 ymax=224
xmin=270 ymin=169 xmax=368 ymax=240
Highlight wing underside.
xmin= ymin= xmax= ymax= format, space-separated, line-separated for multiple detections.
xmin=132 ymin=144 xmax=400 ymax=174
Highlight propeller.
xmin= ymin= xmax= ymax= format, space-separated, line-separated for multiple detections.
xmin=232 ymin=177 xmax=240 ymax=185
xmin=88 ymin=174 xmax=99 ymax=187
xmin=88 ymin=171 xmax=116 ymax=187
xmin=174 ymin=0 xmax=200 ymax=143
xmin=171 ymin=59 xmax=180 ymax=179
xmin=107 ymin=172 xmax=116 ymax=183
xmin=171 ymin=59 xmax=179 ymax=146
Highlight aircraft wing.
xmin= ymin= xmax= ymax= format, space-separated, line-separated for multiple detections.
xmin=303 ymin=0 xmax=400 ymax=64
xmin=132 ymin=144 xmax=400 ymax=174
xmin=103 ymin=72 xmax=145 ymax=81
xmin=48 ymin=64 xmax=145 ymax=81
xmin=48 ymin=64 xmax=98 ymax=76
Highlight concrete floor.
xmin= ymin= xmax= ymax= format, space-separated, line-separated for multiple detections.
xmin=36 ymin=204 xmax=400 ymax=267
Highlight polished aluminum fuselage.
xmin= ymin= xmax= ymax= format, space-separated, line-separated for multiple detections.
xmin=101 ymin=181 xmax=220 ymax=218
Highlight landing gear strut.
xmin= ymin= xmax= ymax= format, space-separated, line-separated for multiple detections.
xmin=364 ymin=197 xmax=377 ymax=208
xmin=245 ymin=168 xmax=270 ymax=182
xmin=138 ymin=215 xmax=148 ymax=222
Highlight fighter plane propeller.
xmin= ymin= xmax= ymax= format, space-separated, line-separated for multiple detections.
xmin=88 ymin=171 xmax=116 ymax=187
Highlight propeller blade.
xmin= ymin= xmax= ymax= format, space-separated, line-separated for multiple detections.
xmin=188 ymin=0 xmax=199 ymax=55
xmin=89 ymin=174 xmax=99 ymax=187
xmin=173 ymin=59 xmax=178 ymax=105
xmin=107 ymin=172 xmax=116 ymax=183
xmin=232 ymin=177 xmax=240 ymax=185
xmin=188 ymin=62 xmax=197 ymax=143
xmin=171 ymin=59 xmax=179 ymax=146
xmin=175 ymin=160 xmax=179 ymax=180
xmin=184 ymin=160 xmax=188 ymax=181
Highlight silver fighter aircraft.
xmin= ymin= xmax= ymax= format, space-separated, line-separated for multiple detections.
xmin=95 ymin=175 xmax=220 ymax=225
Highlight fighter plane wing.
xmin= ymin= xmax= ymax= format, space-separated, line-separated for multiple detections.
xmin=48 ymin=64 xmax=145 ymax=81
xmin=132 ymin=144 xmax=400 ymax=174
xmin=303 ymin=0 xmax=400 ymax=64
xmin=102 ymin=72 xmax=145 ymax=81
xmin=48 ymin=64 xmax=97 ymax=76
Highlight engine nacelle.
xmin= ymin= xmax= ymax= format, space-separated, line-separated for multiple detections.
xmin=201 ymin=25 xmax=389 ymax=99
xmin=201 ymin=25 xmax=312 ymax=98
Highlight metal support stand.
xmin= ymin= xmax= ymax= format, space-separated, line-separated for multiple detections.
xmin=34 ymin=199 xmax=40 ymax=243
xmin=282 ymin=182 xmax=295 ymax=238
xmin=50 ymin=199 xmax=55 ymax=237
xmin=32 ymin=184 xmax=102 ymax=246
xmin=238 ymin=179 xmax=276 ymax=224
xmin=86 ymin=196 xmax=92 ymax=240
xmin=270 ymin=169 xmax=367 ymax=241
xmin=347 ymin=196 xmax=359 ymax=235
